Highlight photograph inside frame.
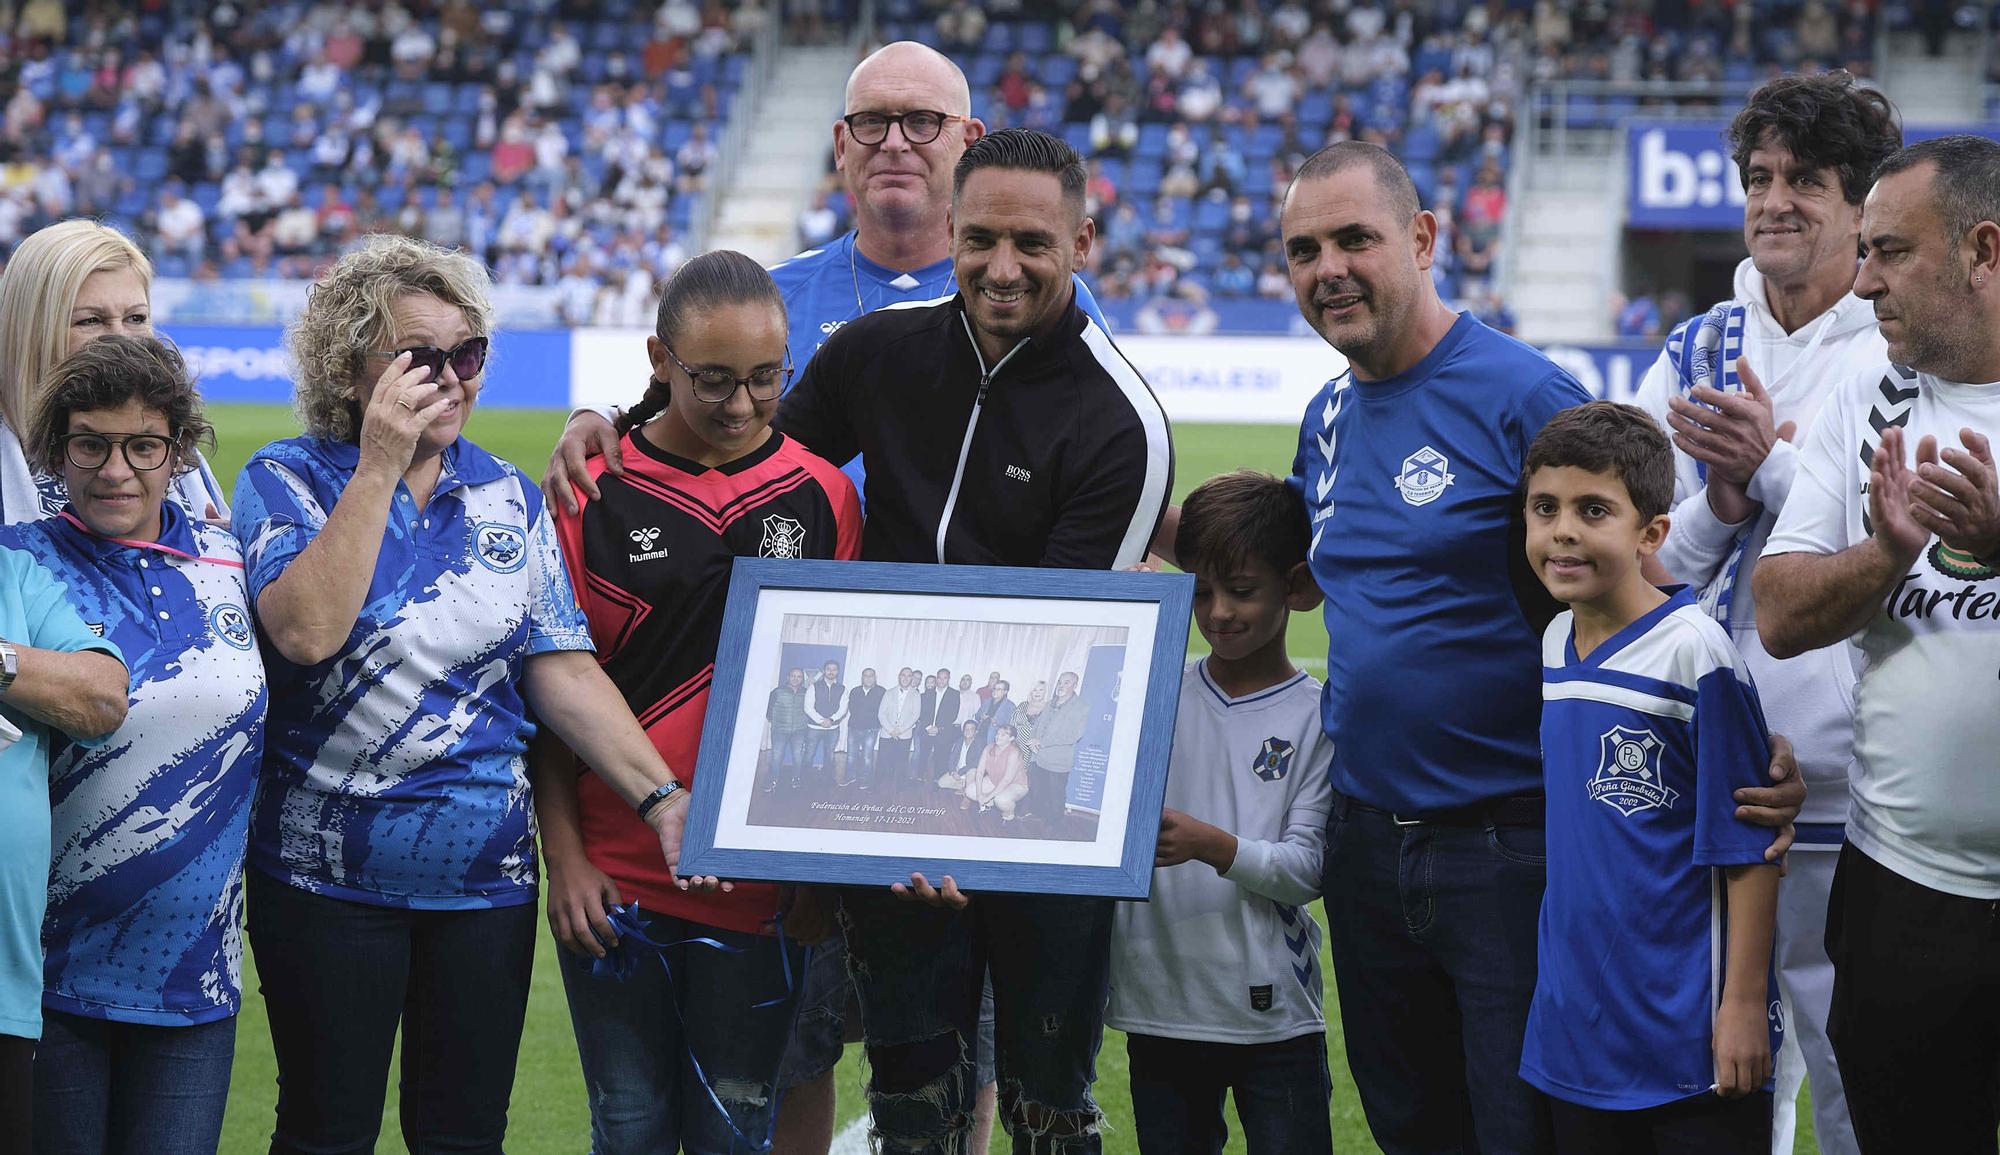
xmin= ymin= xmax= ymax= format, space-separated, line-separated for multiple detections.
xmin=744 ymin=612 xmax=1131 ymax=844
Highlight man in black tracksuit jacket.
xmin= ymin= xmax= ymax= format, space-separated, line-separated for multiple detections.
xmin=777 ymin=289 xmax=1171 ymax=572
xmin=773 ymin=129 xmax=1173 ymax=1153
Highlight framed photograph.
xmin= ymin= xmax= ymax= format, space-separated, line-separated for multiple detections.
xmin=678 ymin=558 xmax=1194 ymax=899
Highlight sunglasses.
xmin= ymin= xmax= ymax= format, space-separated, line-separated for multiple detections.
xmin=371 ymin=336 xmax=490 ymax=382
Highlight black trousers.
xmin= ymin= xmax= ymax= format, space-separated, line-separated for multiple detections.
xmin=1 ymin=1032 xmax=31 ymax=1155
xmin=1826 ymin=842 xmax=2000 ymax=1154
xmin=1548 ymin=1091 xmax=1770 ymax=1154
xmin=248 ymin=869 xmax=538 ymax=1155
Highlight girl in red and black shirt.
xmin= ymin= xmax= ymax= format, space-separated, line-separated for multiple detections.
xmin=533 ymin=250 xmax=860 ymax=1152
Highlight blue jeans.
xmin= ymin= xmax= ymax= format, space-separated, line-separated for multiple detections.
xmin=848 ymin=729 xmax=880 ymax=788
xmin=557 ymin=915 xmax=805 ymax=1155
xmin=32 ymin=1011 xmax=236 ymax=1155
xmin=838 ymin=889 xmax=1111 ymax=1154
xmin=1320 ymin=795 xmax=1553 ymax=1154
xmin=771 ymin=731 xmax=808 ymax=787
xmin=246 ymin=868 xmax=537 ymax=1155
xmin=805 ymin=728 xmax=840 ymax=777
xmin=1126 ymin=1031 xmax=1332 ymax=1155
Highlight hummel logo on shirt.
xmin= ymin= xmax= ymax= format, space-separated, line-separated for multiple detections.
xmin=627 ymin=526 xmax=669 ymax=563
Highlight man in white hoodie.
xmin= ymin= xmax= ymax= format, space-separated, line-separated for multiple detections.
xmin=1631 ymin=70 xmax=1901 ymax=1155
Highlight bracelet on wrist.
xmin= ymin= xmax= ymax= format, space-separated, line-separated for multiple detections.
xmin=636 ymin=778 xmax=683 ymax=821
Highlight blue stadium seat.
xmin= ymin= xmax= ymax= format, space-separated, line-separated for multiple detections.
xmin=1125 ymin=160 xmax=1162 ymax=198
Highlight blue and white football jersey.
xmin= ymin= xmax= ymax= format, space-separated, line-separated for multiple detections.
xmin=768 ymin=231 xmax=1110 ymax=500
xmin=1288 ymin=313 xmax=1590 ymax=812
xmin=0 ymin=506 xmax=265 ymax=1025
xmin=1522 ymin=588 xmax=1782 ymax=1110
xmin=233 ymin=436 xmax=593 ymax=910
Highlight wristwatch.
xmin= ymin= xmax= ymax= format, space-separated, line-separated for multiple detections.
xmin=636 ymin=778 xmax=683 ymax=820
xmin=0 ymin=640 xmax=18 ymax=696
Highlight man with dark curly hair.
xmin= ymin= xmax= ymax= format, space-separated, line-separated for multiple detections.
xmin=1632 ymin=70 xmax=1901 ymax=1155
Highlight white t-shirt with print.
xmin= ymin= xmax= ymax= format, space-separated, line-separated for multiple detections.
xmin=1762 ymin=363 xmax=2000 ymax=898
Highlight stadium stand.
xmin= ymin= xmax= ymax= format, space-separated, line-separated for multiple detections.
xmin=0 ymin=1 xmax=1885 ymax=333
xmin=872 ymin=0 xmax=1878 ymax=329
xmin=0 ymin=0 xmax=764 ymax=324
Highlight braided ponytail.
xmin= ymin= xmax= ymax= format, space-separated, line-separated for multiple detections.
xmin=614 ymin=375 xmax=670 ymax=436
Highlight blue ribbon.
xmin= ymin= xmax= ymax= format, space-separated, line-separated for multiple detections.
xmin=588 ymin=902 xmax=808 ymax=1151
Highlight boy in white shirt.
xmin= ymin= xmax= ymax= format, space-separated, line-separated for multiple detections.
xmin=1106 ymin=470 xmax=1334 ymax=1154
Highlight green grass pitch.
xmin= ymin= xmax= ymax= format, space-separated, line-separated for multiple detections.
xmin=198 ymin=404 xmax=1817 ymax=1153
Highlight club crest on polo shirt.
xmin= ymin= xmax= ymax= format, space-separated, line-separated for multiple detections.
xmin=759 ymin=514 xmax=806 ymax=559
xmin=1252 ymin=737 xmax=1295 ymax=782
xmin=473 ymin=521 xmax=528 ymax=573
xmin=1392 ymin=445 xmax=1454 ymax=507
xmin=210 ymin=603 xmax=255 ymax=649
xmin=1587 ymin=725 xmax=1677 ymax=816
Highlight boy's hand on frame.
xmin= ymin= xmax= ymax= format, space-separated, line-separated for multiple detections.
xmin=1155 ymin=808 xmax=1237 ymax=873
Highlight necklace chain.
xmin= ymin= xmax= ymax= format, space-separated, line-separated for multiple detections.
xmin=848 ymin=232 xmax=952 ymax=320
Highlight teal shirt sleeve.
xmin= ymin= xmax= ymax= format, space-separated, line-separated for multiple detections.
xmin=0 ymin=546 xmax=126 ymax=749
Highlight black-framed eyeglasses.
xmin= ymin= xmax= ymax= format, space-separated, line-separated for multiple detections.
xmin=369 ymin=335 xmax=490 ymax=382
xmin=841 ymin=109 xmax=968 ymax=146
xmin=661 ymin=343 xmax=792 ymax=404
xmin=60 ymin=432 xmax=175 ymax=472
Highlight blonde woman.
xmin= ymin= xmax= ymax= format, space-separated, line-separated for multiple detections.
xmin=231 ymin=235 xmax=701 ymax=1154
xmin=0 ymin=220 xmax=228 ymax=523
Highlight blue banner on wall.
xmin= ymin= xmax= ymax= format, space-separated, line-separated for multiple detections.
xmin=1628 ymin=120 xmax=2000 ymax=232
xmin=1540 ymin=340 xmax=1661 ymax=404
xmin=1065 ymin=643 xmax=1127 ymax=817
xmin=162 ymin=324 xmax=573 ymax=409
xmin=1625 ymin=120 xmax=1748 ymax=230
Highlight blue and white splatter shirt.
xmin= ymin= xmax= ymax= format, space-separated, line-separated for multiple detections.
xmin=233 ymin=436 xmax=592 ymax=910
xmin=0 ymin=504 xmax=265 ymax=1025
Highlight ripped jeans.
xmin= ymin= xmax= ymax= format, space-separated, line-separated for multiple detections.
xmin=556 ymin=915 xmax=806 ymax=1155
xmin=838 ymin=890 xmax=1114 ymax=1154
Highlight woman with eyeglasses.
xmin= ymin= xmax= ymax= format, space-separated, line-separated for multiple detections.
xmin=531 ymin=249 xmax=860 ymax=1153
xmin=231 ymin=235 xmax=704 ymax=1154
xmin=0 ymin=335 xmax=262 ymax=1155
xmin=0 ymin=220 xmax=229 ymax=523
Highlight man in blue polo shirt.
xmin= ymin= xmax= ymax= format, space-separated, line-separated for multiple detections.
xmin=1269 ymin=142 xmax=1805 ymax=1153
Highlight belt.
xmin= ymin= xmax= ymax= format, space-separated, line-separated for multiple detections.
xmin=1336 ymin=791 xmax=1546 ymax=828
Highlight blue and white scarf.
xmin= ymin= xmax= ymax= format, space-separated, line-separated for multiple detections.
xmin=1663 ymin=302 xmax=1750 ymax=627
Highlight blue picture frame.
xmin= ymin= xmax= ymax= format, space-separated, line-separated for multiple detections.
xmin=679 ymin=558 xmax=1193 ymax=899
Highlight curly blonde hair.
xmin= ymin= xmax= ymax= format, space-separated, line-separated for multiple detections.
xmin=289 ymin=234 xmax=494 ymax=442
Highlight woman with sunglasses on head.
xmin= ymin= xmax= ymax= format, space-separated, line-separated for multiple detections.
xmin=531 ymin=249 xmax=860 ymax=1154
xmin=0 ymin=336 xmax=263 ymax=1155
xmin=0 ymin=220 xmax=229 ymax=524
xmin=231 ymin=235 xmax=703 ymax=1155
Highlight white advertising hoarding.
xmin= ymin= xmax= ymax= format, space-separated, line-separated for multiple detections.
xmin=568 ymin=329 xmax=1345 ymax=426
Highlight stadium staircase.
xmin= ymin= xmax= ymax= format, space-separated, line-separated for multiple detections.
xmin=706 ymin=44 xmax=857 ymax=263
xmin=1875 ymin=28 xmax=1985 ymax=123
xmin=1506 ymin=108 xmax=1621 ymax=344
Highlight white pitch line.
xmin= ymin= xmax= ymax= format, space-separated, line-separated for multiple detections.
xmin=829 ymin=1116 xmax=871 ymax=1155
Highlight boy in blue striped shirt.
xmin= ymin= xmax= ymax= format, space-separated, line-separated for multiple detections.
xmin=1519 ymin=402 xmax=1782 ymax=1153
